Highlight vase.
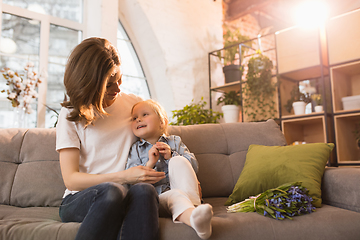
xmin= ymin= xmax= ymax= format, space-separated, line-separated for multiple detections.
xmin=292 ymin=101 xmax=306 ymax=115
xmin=223 ymin=65 xmax=242 ymax=83
xmin=13 ymin=107 xmax=28 ymax=128
xmin=314 ymin=105 xmax=323 ymax=113
xmin=221 ymin=105 xmax=240 ymax=123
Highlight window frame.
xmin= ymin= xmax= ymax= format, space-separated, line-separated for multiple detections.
xmin=0 ymin=1 xmax=85 ymax=127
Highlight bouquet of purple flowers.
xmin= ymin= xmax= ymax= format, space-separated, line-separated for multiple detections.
xmin=227 ymin=182 xmax=315 ymax=220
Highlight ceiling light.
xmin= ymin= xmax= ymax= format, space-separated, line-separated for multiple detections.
xmin=0 ymin=37 xmax=17 ymax=54
xmin=293 ymin=0 xmax=329 ymax=28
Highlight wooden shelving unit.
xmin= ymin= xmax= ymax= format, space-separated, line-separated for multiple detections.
xmin=208 ymin=9 xmax=360 ymax=165
xmin=327 ymin=9 xmax=360 ymax=165
xmin=275 ymin=24 xmax=334 ymax=165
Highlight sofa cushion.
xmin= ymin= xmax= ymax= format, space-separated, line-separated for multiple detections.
xmin=0 ymin=128 xmax=65 ymax=207
xmin=225 ymin=143 xmax=334 ymax=207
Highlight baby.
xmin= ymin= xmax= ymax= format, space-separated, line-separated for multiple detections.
xmin=126 ymin=99 xmax=213 ymax=239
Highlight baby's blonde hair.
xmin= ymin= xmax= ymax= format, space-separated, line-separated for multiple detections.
xmin=132 ymin=99 xmax=169 ymax=135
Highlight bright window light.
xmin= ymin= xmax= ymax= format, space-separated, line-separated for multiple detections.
xmin=293 ymin=1 xmax=329 ymax=28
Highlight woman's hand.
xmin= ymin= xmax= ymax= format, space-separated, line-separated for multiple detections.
xmin=60 ymin=148 xmax=165 ymax=191
xmin=155 ymin=142 xmax=172 ymax=160
xmin=124 ymin=165 xmax=165 ymax=185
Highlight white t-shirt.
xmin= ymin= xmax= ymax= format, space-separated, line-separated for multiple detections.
xmin=56 ymin=92 xmax=142 ymax=197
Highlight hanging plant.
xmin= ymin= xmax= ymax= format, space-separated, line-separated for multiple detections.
xmin=242 ymin=51 xmax=277 ymax=122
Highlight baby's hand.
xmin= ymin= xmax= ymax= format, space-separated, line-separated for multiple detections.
xmin=147 ymin=145 xmax=159 ymax=168
xmin=155 ymin=142 xmax=172 ymax=160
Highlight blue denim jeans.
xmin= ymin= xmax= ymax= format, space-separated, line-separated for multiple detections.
xmin=59 ymin=182 xmax=159 ymax=240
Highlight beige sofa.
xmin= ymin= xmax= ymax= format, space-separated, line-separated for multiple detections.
xmin=1 ymin=120 xmax=360 ymax=240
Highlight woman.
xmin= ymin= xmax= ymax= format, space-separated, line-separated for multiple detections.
xmin=56 ymin=37 xmax=165 ymax=240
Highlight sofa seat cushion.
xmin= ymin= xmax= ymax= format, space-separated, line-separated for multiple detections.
xmin=0 ymin=205 xmax=79 ymax=240
xmin=159 ymin=197 xmax=360 ymax=240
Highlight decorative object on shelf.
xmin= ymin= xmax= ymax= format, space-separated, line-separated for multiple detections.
xmin=1 ymin=62 xmax=45 ymax=127
xmin=170 ymin=97 xmax=223 ymax=126
xmin=285 ymin=85 xmax=312 ymax=115
xmin=242 ymin=51 xmax=277 ymax=121
xmin=341 ymin=94 xmax=360 ymax=111
xmin=217 ymin=27 xmax=251 ymax=83
xmin=353 ymin=121 xmax=360 ymax=149
xmin=293 ymin=101 xmax=306 ymax=115
xmin=217 ymin=90 xmax=242 ymax=123
xmin=311 ymin=93 xmax=323 ymax=112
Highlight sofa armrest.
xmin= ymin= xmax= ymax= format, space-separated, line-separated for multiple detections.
xmin=322 ymin=167 xmax=360 ymax=213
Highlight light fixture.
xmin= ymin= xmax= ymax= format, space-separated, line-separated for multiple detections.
xmin=293 ymin=0 xmax=329 ymax=28
xmin=0 ymin=37 xmax=17 ymax=54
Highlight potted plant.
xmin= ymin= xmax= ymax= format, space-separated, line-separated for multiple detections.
xmin=170 ymin=97 xmax=223 ymax=126
xmin=285 ymin=86 xmax=312 ymax=115
xmin=311 ymin=93 xmax=323 ymax=112
xmin=217 ymin=27 xmax=251 ymax=83
xmin=242 ymin=52 xmax=277 ymax=122
xmin=217 ymin=90 xmax=242 ymax=123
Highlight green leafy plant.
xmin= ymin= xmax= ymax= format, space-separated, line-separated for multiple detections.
xmin=217 ymin=91 xmax=242 ymax=106
xmin=217 ymin=27 xmax=251 ymax=66
xmin=285 ymin=86 xmax=312 ymax=113
xmin=170 ymin=97 xmax=223 ymax=126
xmin=242 ymin=52 xmax=277 ymax=122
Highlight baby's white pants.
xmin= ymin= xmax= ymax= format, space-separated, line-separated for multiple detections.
xmin=159 ymin=156 xmax=201 ymax=222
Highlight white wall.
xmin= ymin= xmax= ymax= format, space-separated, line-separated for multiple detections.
xmin=84 ymin=0 xmax=118 ymax=45
xmin=118 ymin=0 xmax=223 ymax=116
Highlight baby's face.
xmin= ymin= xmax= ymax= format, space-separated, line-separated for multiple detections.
xmin=131 ymin=102 xmax=163 ymax=141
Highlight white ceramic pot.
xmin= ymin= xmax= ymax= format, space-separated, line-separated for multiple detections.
xmin=221 ymin=105 xmax=239 ymax=123
xmin=292 ymin=101 xmax=306 ymax=115
xmin=314 ymin=105 xmax=323 ymax=113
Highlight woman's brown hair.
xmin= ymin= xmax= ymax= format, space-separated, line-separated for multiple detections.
xmin=62 ymin=37 xmax=121 ymax=127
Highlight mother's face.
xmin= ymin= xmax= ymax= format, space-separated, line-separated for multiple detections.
xmin=103 ymin=67 xmax=122 ymax=107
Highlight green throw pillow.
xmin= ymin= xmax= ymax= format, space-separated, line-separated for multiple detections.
xmin=225 ymin=143 xmax=334 ymax=208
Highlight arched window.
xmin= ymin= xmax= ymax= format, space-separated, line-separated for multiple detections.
xmin=117 ymin=21 xmax=150 ymax=100
xmin=0 ymin=1 xmax=150 ymax=128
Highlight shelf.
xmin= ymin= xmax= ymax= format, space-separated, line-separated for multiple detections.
xmin=334 ymin=113 xmax=360 ymax=163
xmin=279 ymin=66 xmax=329 ymax=81
xmin=281 ymin=112 xmax=326 ymax=120
xmin=278 ymin=76 xmax=331 ymax=118
xmin=330 ymin=60 xmax=360 ymax=113
xmin=327 ymin=9 xmax=360 ymax=65
xmin=276 ymin=26 xmax=328 ymax=75
xmin=281 ymin=115 xmax=330 ymax=145
xmin=210 ymin=81 xmax=241 ymax=92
